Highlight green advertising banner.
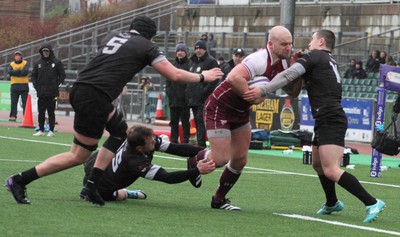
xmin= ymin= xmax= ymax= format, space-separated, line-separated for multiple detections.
xmin=0 ymin=81 xmax=11 ymax=111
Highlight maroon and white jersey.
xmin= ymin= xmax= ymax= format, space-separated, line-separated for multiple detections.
xmin=209 ymin=46 xmax=289 ymax=113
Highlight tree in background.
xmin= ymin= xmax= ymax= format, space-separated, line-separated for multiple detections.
xmin=0 ymin=0 xmax=154 ymax=51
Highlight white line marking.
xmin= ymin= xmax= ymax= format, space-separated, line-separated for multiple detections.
xmin=274 ymin=213 xmax=400 ymax=236
xmin=0 ymin=159 xmax=41 ymax=163
xmin=0 ymin=136 xmax=398 ymax=189
xmin=0 ymin=136 xmax=70 ymax=147
xmin=154 ymin=154 xmax=400 ymax=188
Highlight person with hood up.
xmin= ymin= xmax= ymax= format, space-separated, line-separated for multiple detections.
xmin=31 ymin=43 xmax=66 ymax=137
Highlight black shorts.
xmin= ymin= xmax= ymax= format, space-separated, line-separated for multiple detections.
xmin=83 ymin=156 xmax=118 ymax=202
xmin=69 ymin=84 xmax=114 ymax=139
xmin=312 ymin=118 xmax=347 ymax=147
xmin=98 ymin=190 xmax=118 ymax=201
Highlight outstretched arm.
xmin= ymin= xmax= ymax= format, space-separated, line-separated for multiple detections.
xmin=162 ymin=142 xmax=204 ymax=157
xmin=151 ymin=160 xmax=215 ymax=183
xmin=153 ymin=59 xmax=223 ymax=83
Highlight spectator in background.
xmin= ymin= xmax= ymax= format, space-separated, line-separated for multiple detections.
xmin=217 ymin=56 xmax=226 ymax=66
xmin=378 ymin=51 xmax=387 ymax=64
xmin=343 ymin=59 xmax=356 ymax=79
xmin=207 ymin=33 xmax=217 ymax=58
xmin=365 ymin=50 xmax=380 ymax=73
xmin=138 ymin=75 xmax=154 ymax=92
xmin=352 ymin=61 xmax=367 ymax=79
xmin=200 ymin=33 xmax=208 ymax=42
xmin=7 ymin=51 xmax=29 ymax=122
xmin=186 ymin=40 xmax=220 ymax=148
xmin=385 ymin=54 xmax=397 ymax=66
xmin=166 ymin=42 xmax=191 ymax=144
xmin=220 ymin=48 xmax=246 ymax=81
xmin=31 ymin=43 xmax=66 ymax=137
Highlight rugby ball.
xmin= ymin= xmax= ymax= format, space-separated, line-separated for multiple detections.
xmin=248 ymin=76 xmax=270 ymax=87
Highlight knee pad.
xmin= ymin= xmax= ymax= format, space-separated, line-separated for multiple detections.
xmin=106 ymin=110 xmax=128 ymax=140
xmin=73 ymin=137 xmax=98 ymax=152
xmin=103 ymin=136 xmax=125 ymax=153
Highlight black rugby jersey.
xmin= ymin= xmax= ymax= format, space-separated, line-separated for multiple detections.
xmin=75 ymin=30 xmax=165 ymax=101
xmin=86 ymin=137 xmax=163 ymax=192
xmin=297 ymin=50 xmax=344 ymax=120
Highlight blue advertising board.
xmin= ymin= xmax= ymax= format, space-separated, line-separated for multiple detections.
xmin=300 ymin=96 xmax=373 ymax=142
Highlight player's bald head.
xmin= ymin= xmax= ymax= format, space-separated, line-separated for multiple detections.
xmin=268 ymin=26 xmax=292 ymax=42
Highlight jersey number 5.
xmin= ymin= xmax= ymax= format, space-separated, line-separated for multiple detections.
xmin=103 ymin=37 xmax=128 ymax=55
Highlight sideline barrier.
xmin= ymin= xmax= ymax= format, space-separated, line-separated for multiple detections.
xmin=370 ymin=65 xmax=400 ymax=178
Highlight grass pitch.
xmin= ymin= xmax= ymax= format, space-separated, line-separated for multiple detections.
xmin=1 ymin=126 xmax=399 ymax=237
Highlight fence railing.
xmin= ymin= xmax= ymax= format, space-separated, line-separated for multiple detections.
xmin=0 ymin=0 xmax=182 ymax=79
xmin=1 ymin=0 xmax=399 ymax=81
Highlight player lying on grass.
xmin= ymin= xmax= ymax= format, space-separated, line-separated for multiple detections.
xmin=80 ymin=125 xmax=215 ymax=202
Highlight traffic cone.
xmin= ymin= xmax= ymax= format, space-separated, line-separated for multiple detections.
xmin=189 ymin=118 xmax=197 ymax=135
xmin=155 ymin=93 xmax=165 ymax=119
xmin=20 ymin=94 xmax=35 ymax=128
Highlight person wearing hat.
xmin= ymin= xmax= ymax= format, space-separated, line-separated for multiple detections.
xmin=5 ymin=16 xmax=223 ymax=206
xmin=166 ymin=41 xmax=191 ymax=144
xmin=185 ymin=40 xmax=220 ymax=148
xmin=7 ymin=51 xmax=30 ymax=122
xmin=220 ymin=48 xmax=246 ymax=81
xmin=31 ymin=43 xmax=66 ymax=137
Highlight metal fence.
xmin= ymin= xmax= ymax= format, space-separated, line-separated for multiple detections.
xmin=0 ymin=0 xmax=182 ymax=79
xmin=246 ymin=0 xmax=398 ymax=4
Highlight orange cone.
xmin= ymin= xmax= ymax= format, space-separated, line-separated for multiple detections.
xmin=155 ymin=93 xmax=165 ymax=119
xmin=189 ymin=118 xmax=196 ymax=135
xmin=20 ymin=94 xmax=35 ymax=128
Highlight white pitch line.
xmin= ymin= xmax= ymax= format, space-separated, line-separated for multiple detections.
xmin=243 ymin=165 xmax=400 ymax=188
xmin=274 ymin=213 xmax=400 ymax=236
xmin=0 ymin=159 xmax=41 ymax=163
xmin=0 ymin=138 xmax=398 ymax=189
xmin=0 ymin=136 xmax=70 ymax=147
xmin=154 ymin=154 xmax=400 ymax=188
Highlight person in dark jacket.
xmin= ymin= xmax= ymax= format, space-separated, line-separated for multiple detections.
xmin=343 ymin=58 xmax=356 ymax=79
xmin=166 ymin=42 xmax=191 ymax=143
xmin=7 ymin=51 xmax=30 ymax=121
xmin=352 ymin=61 xmax=367 ymax=79
xmin=365 ymin=50 xmax=381 ymax=74
xmin=31 ymin=43 xmax=66 ymax=137
xmin=186 ymin=40 xmax=220 ymax=147
xmin=220 ymin=48 xmax=246 ymax=81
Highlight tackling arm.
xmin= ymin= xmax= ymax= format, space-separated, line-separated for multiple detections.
xmin=259 ymin=63 xmax=304 ymax=96
xmin=164 ymin=142 xmax=205 ymax=157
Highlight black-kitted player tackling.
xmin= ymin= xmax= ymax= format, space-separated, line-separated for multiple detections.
xmin=243 ymin=29 xmax=385 ymax=223
xmin=80 ymin=125 xmax=215 ymax=202
xmin=5 ymin=16 xmax=222 ymax=206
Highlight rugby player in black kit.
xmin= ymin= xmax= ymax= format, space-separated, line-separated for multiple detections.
xmin=6 ymin=16 xmax=222 ymax=206
xmin=80 ymin=125 xmax=215 ymax=202
xmin=243 ymin=29 xmax=385 ymax=223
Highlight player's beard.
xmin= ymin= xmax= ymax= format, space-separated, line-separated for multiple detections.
xmin=277 ymin=50 xmax=292 ymax=60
